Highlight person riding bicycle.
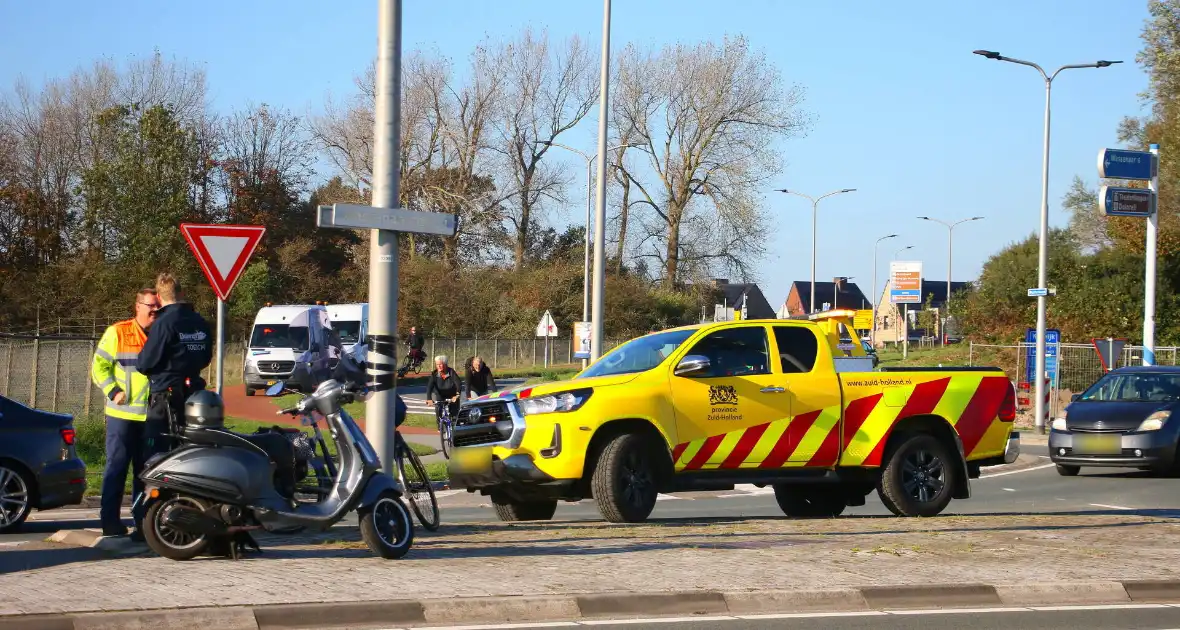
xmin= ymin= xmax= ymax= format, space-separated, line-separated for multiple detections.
xmin=406 ymin=326 xmax=426 ymax=364
xmin=425 ymin=355 xmax=461 ymax=425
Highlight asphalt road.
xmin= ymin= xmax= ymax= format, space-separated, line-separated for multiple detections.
xmin=438 ymin=443 xmax=1180 ymax=523
xmin=451 ymin=605 xmax=1180 ymax=630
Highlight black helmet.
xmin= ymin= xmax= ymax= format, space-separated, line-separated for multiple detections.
xmin=185 ymin=390 xmax=224 ymax=429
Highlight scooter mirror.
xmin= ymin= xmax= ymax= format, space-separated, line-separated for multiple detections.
xmin=264 ymin=382 xmax=286 ymax=397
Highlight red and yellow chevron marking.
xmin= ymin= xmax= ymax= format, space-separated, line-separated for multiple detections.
xmin=671 ymin=374 xmax=1013 ymax=471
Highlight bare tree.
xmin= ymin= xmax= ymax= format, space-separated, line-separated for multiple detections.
xmin=614 ymin=36 xmax=809 ymax=285
xmin=493 ymin=29 xmax=598 ymax=269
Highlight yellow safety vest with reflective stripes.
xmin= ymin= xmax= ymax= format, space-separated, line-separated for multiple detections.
xmin=91 ymin=319 xmax=150 ymax=421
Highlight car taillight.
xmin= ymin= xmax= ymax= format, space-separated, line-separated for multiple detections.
xmin=999 ymin=384 xmax=1016 ymax=422
xmin=60 ymin=427 xmax=76 ymax=445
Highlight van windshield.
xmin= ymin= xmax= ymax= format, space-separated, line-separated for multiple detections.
xmin=333 ymin=320 xmax=362 ymax=345
xmin=250 ymin=324 xmax=310 ymax=351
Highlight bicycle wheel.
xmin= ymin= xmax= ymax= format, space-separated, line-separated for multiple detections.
xmin=438 ymin=414 xmax=452 ymax=460
xmin=397 ymin=438 xmax=439 ymax=531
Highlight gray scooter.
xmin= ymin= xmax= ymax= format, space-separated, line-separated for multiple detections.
xmin=138 ymin=378 xmax=414 ymax=560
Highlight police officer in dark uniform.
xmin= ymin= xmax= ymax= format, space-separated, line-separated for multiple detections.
xmin=137 ymin=273 xmax=214 ymax=457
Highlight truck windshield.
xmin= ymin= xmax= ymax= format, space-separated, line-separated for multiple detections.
xmin=250 ymin=324 xmax=310 ymax=351
xmin=333 ymin=320 xmax=362 ymax=345
xmin=578 ymin=329 xmax=695 ymax=379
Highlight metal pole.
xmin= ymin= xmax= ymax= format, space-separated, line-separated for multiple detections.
xmin=1144 ymin=143 xmax=1160 ymax=365
xmin=582 ymin=157 xmax=592 ymax=369
xmin=215 ymin=298 xmax=225 ymax=395
xmin=872 ymin=247 xmax=877 ymax=344
xmin=1033 ymin=77 xmax=1051 ymax=434
xmin=945 ymin=227 xmax=952 ymax=346
xmin=366 ymin=0 xmax=402 ymax=471
xmin=811 ymin=200 xmax=817 ymax=312
xmin=589 ymin=0 xmax=611 ymax=362
xmin=903 ymin=304 xmax=909 ymax=360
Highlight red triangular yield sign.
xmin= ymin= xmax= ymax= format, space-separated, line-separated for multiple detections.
xmin=1091 ymin=337 xmax=1128 ymax=373
xmin=180 ymin=224 xmax=266 ymax=301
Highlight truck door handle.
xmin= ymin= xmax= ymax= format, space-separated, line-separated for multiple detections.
xmin=760 ymin=386 xmax=786 ymax=394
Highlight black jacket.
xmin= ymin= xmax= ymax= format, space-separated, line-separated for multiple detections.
xmin=406 ymin=332 xmax=425 ymax=350
xmin=466 ymin=364 xmax=496 ymax=397
xmin=426 ymin=367 xmax=461 ymax=402
xmin=138 ymin=302 xmax=214 ymax=393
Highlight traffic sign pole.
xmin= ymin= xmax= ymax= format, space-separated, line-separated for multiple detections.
xmin=1144 ymin=144 xmax=1160 ymax=365
xmin=215 ymin=299 xmax=226 ymax=395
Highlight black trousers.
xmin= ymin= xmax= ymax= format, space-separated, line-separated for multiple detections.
xmin=145 ymin=389 xmax=186 ymax=457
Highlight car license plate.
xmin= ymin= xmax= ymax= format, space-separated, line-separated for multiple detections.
xmin=1074 ymin=434 xmax=1121 ymax=455
xmin=267 ymin=380 xmax=277 ymax=386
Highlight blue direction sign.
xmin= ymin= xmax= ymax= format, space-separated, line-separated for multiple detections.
xmin=1024 ymin=328 xmax=1060 ymax=386
xmin=1027 ymin=288 xmax=1049 ymax=297
xmin=1099 ymin=186 xmax=1155 ymax=217
xmin=1098 ymin=148 xmax=1156 ymax=181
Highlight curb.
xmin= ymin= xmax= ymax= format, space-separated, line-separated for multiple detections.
xmin=5 ymin=580 xmax=1180 ymax=629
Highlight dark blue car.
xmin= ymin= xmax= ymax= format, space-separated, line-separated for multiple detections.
xmin=0 ymin=394 xmax=87 ymax=532
xmin=1049 ymin=366 xmax=1180 ymax=476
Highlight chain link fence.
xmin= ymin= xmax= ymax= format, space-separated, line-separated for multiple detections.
xmin=969 ymin=342 xmax=1180 ymax=419
xmin=0 ymin=335 xmax=625 ymax=415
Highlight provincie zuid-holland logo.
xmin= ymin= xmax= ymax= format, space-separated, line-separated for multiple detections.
xmin=708 ymin=385 xmax=741 ymax=421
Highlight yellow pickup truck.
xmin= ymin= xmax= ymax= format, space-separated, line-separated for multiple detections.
xmin=448 ymin=310 xmax=1019 ymax=523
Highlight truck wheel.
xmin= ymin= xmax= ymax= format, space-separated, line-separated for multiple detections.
xmin=877 ymin=433 xmax=956 ymax=517
xmin=491 ymin=494 xmax=557 ymax=522
xmin=244 ymin=386 xmax=255 ymax=397
xmin=1056 ymin=464 xmax=1081 ymax=477
xmin=773 ymin=485 xmax=846 ymax=518
xmin=591 ymin=433 xmax=658 ymax=523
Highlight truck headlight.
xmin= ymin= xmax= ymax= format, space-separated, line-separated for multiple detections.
xmin=1138 ymin=410 xmax=1171 ymax=432
xmin=1051 ymin=417 xmax=1067 ymax=431
xmin=517 ymin=389 xmax=593 ymax=416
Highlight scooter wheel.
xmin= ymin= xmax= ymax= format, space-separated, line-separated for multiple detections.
xmin=143 ymin=495 xmax=212 ymax=561
xmin=359 ymin=491 xmax=414 ymax=559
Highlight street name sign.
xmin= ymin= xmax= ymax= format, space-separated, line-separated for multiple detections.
xmin=1027 ymin=288 xmax=1049 ymax=297
xmin=535 ymin=310 xmax=558 ymax=338
xmin=1097 ymin=148 xmax=1156 ymax=181
xmin=1092 ymin=337 xmax=1128 ymax=373
xmin=180 ymin=224 xmax=266 ymax=301
xmin=889 ymin=261 xmax=922 ymax=304
xmin=317 ymin=203 xmax=457 ymax=236
xmin=1099 ymin=186 xmax=1155 ymax=217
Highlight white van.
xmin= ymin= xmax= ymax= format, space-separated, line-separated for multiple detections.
xmin=326 ymin=303 xmax=368 ymax=353
xmin=243 ymin=305 xmax=333 ymax=396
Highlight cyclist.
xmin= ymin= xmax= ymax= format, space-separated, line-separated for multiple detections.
xmin=406 ymin=326 xmax=426 ymax=365
xmin=465 ymin=355 xmax=496 ymax=400
xmin=425 ymin=354 xmax=461 ymax=425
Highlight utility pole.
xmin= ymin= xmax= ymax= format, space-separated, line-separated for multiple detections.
xmin=589 ymin=0 xmax=611 ymax=362
xmin=366 ymin=0 xmax=402 ymax=471
xmin=872 ymin=234 xmax=896 ymax=346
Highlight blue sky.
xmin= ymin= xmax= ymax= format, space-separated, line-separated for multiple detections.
xmin=0 ymin=0 xmax=1151 ymax=310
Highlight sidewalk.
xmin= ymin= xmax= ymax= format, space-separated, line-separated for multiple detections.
xmin=4 ymin=511 xmax=1180 ymax=626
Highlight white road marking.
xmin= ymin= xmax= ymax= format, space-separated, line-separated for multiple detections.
xmin=655 ymin=494 xmax=685 ymax=501
xmin=979 ymin=462 xmax=1056 ymax=478
xmin=1003 ymin=488 xmax=1016 ymax=492
xmin=737 ymin=611 xmax=888 ymax=619
xmin=732 ymin=484 xmax=775 ymax=495
xmin=1028 ymin=604 xmax=1167 ymax=611
xmin=885 ymin=607 xmax=1030 ymax=615
xmin=417 ymin=623 xmax=579 ymax=630
xmin=581 ymin=617 xmax=738 ymax=626
xmin=1090 ymin=503 xmax=1134 ymax=510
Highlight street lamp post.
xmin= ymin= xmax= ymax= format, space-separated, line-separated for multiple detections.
xmin=893 ymin=245 xmax=914 ymax=359
xmin=776 ymin=188 xmax=856 ymax=313
xmin=872 ymin=234 xmax=898 ymax=346
xmin=974 ymin=50 xmax=1121 ymax=434
xmin=918 ymin=216 xmax=983 ymax=345
xmin=537 ymin=140 xmax=639 ymax=368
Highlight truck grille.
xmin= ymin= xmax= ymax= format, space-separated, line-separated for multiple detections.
xmin=453 ymin=402 xmax=513 ymax=447
xmin=257 ymin=360 xmax=295 ymax=374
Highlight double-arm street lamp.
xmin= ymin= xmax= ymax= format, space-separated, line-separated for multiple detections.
xmin=973 ymin=49 xmax=1121 ymax=433
xmin=917 ymin=216 xmax=984 ymax=345
xmin=537 ymin=140 xmax=640 ymax=367
xmin=776 ymin=188 xmax=856 ymax=312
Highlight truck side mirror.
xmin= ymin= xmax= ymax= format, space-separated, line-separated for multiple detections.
xmin=674 ymin=355 xmax=712 ymax=377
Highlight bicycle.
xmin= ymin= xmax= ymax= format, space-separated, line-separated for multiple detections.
xmin=434 ymin=400 xmax=454 ymax=460
xmin=396 ymin=349 xmax=426 ymax=378
xmin=393 ymin=430 xmax=439 ymax=531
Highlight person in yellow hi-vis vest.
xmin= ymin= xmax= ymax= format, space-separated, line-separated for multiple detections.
xmin=91 ymin=288 xmax=160 ymax=538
